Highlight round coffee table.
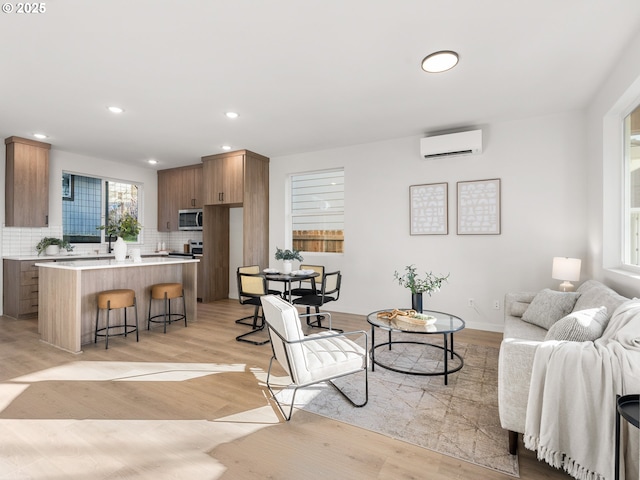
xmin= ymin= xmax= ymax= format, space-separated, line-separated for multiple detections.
xmin=366 ymin=309 xmax=465 ymax=385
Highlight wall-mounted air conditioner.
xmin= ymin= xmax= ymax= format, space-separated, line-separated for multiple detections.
xmin=420 ymin=129 xmax=483 ymax=159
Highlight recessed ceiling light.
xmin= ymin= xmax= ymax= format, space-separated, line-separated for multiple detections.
xmin=421 ymin=51 xmax=459 ymax=73
xmin=221 ymin=145 xmax=232 ymax=151
xmin=107 ymin=106 xmax=124 ymax=114
xmin=225 ymin=112 xmax=239 ymax=119
xmin=33 ymin=133 xmax=48 ymax=139
xmin=148 ymin=159 xmax=158 ymax=165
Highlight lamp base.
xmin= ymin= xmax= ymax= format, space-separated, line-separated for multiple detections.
xmin=558 ymin=281 xmax=575 ymax=292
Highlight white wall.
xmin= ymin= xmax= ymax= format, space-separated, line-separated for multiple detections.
xmin=269 ymin=111 xmax=588 ymax=331
xmin=585 ymin=26 xmax=640 ymax=297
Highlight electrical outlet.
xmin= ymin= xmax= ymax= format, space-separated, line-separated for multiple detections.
xmin=493 ymin=300 xmax=500 ymax=310
xmin=468 ymin=298 xmax=474 ymax=307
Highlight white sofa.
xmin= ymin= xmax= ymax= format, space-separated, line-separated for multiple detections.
xmin=498 ymin=279 xmax=629 ymax=454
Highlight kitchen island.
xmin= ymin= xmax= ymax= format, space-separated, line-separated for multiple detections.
xmin=36 ymin=257 xmax=199 ymax=353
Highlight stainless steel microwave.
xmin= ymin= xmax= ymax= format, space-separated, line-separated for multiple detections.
xmin=178 ymin=209 xmax=203 ymax=230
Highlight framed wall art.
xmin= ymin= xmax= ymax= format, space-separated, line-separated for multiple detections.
xmin=410 ymin=182 xmax=448 ymax=235
xmin=457 ymin=178 xmax=501 ymax=235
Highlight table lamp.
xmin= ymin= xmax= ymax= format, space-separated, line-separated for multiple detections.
xmin=551 ymin=257 xmax=582 ymax=292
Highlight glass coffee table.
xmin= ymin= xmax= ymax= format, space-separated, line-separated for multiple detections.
xmin=366 ymin=309 xmax=465 ymax=385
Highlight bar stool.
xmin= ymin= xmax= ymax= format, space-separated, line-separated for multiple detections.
xmin=95 ymin=289 xmax=139 ymax=349
xmin=147 ymin=283 xmax=187 ymax=333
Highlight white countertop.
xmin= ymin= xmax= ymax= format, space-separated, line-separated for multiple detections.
xmin=4 ymin=252 xmax=170 ymax=261
xmin=35 ymin=256 xmax=199 ymax=271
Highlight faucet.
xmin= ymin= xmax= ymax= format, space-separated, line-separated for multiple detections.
xmin=107 ymin=234 xmax=115 ymax=253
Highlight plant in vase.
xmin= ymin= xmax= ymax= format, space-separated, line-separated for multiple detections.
xmin=275 ymin=247 xmax=303 ymax=274
xmin=393 ymin=264 xmax=449 ymax=312
xmin=98 ymin=211 xmax=142 ymax=261
xmin=36 ymin=237 xmax=74 ymax=256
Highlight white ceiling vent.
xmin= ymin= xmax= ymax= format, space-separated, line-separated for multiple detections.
xmin=420 ymin=129 xmax=482 ymax=159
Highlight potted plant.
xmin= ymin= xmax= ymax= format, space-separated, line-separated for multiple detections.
xmin=394 ymin=265 xmax=449 ymax=312
xmin=98 ymin=211 xmax=142 ymax=241
xmin=275 ymin=247 xmax=303 ymax=274
xmin=36 ymin=237 xmax=74 ymax=256
xmin=98 ymin=211 xmax=142 ymax=261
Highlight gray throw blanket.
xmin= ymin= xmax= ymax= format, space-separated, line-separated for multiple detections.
xmin=524 ymin=299 xmax=640 ymax=480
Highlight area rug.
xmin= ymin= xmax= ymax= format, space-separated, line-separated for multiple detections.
xmin=276 ymin=334 xmax=519 ymax=477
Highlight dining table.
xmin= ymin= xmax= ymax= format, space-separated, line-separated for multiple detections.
xmin=264 ymin=270 xmax=319 ymax=302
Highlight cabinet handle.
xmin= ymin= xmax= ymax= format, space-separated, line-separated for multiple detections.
xmin=167 ymin=221 xmax=170 ymax=229
xmin=191 ymin=198 xmax=195 ymax=207
xmin=45 ymin=215 xmax=48 ymax=225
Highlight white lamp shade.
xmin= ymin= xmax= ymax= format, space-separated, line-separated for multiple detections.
xmin=551 ymin=257 xmax=581 ymax=281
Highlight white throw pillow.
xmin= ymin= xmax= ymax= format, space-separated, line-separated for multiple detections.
xmin=521 ymin=289 xmax=581 ymax=330
xmin=545 ymin=307 xmax=609 ymax=342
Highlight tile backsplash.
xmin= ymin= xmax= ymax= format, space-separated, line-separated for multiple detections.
xmin=1 ymin=226 xmax=203 ymax=257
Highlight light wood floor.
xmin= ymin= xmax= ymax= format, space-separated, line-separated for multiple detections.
xmin=0 ymin=300 xmax=571 ymax=479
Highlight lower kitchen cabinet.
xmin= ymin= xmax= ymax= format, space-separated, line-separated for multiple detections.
xmin=3 ymin=259 xmax=53 ymax=318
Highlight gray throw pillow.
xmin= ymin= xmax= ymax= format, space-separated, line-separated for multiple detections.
xmin=521 ymin=289 xmax=581 ymax=330
xmin=545 ymin=307 xmax=609 ymax=342
xmin=510 ymin=301 xmax=530 ymax=317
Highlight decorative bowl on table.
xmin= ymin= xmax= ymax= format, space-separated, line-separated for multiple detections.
xmin=263 ymin=268 xmax=279 ymax=274
xmin=291 ymin=269 xmax=315 ymax=276
xmin=377 ymin=309 xmax=437 ymax=326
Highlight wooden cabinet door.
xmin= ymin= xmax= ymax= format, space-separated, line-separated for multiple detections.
xmin=5 ymin=136 xmax=50 ymax=227
xmin=220 ymin=154 xmax=244 ymax=204
xmin=191 ymin=164 xmax=203 ymax=208
xmin=157 ymin=169 xmax=179 ymax=231
xmin=203 ymin=154 xmax=244 ymax=205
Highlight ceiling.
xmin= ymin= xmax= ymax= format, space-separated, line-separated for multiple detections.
xmin=1 ymin=0 xmax=639 ymax=169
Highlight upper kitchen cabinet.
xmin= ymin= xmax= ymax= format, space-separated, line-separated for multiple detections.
xmin=202 ymin=152 xmax=245 ymax=205
xmin=5 ymin=136 xmax=51 ymax=227
xmin=157 ymin=164 xmax=203 ymax=232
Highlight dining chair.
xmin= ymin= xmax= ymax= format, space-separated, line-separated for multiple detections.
xmin=290 ymin=264 xmax=324 ymax=298
xmin=292 ymin=270 xmax=342 ymax=330
xmin=261 ymin=294 xmax=368 ymax=421
xmin=235 ymin=265 xmax=278 ymax=345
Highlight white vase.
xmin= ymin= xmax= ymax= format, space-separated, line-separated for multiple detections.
xmin=282 ymin=260 xmax=292 ymax=274
xmin=113 ymin=237 xmax=127 ymax=261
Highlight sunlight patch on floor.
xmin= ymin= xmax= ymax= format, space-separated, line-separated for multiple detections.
xmin=0 ymin=417 xmax=277 ymax=479
xmin=0 ymin=361 xmax=283 ymax=479
xmin=10 ymin=361 xmax=246 ymax=383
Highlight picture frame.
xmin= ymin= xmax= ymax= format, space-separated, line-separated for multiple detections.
xmin=62 ymin=173 xmax=74 ymax=201
xmin=410 ymin=182 xmax=448 ymax=235
xmin=457 ymin=178 xmax=501 ymax=235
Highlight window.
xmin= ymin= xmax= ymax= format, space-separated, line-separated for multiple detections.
xmin=625 ymin=103 xmax=640 ymax=266
xmin=291 ymin=169 xmax=344 ymax=253
xmin=62 ymin=173 xmax=142 ymax=244
xmin=105 ymin=180 xmax=140 ymax=242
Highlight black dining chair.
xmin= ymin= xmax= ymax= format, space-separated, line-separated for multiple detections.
xmin=290 ymin=264 xmax=324 ymax=299
xmin=292 ymin=270 xmax=342 ymax=331
xmin=235 ymin=266 xmax=280 ymax=345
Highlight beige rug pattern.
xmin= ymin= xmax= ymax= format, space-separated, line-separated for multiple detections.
xmin=283 ymin=335 xmax=519 ymax=477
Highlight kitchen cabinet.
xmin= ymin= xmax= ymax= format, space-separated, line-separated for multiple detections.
xmin=157 ymin=164 xmax=203 ymax=232
xmin=5 ymin=136 xmax=50 ymax=227
xmin=202 ymin=153 xmax=244 ymax=205
xmin=3 ymin=258 xmax=53 ymax=318
xmin=201 ymin=150 xmax=269 ymax=301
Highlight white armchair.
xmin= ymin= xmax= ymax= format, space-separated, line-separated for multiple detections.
xmin=260 ymin=294 xmax=368 ymax=421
